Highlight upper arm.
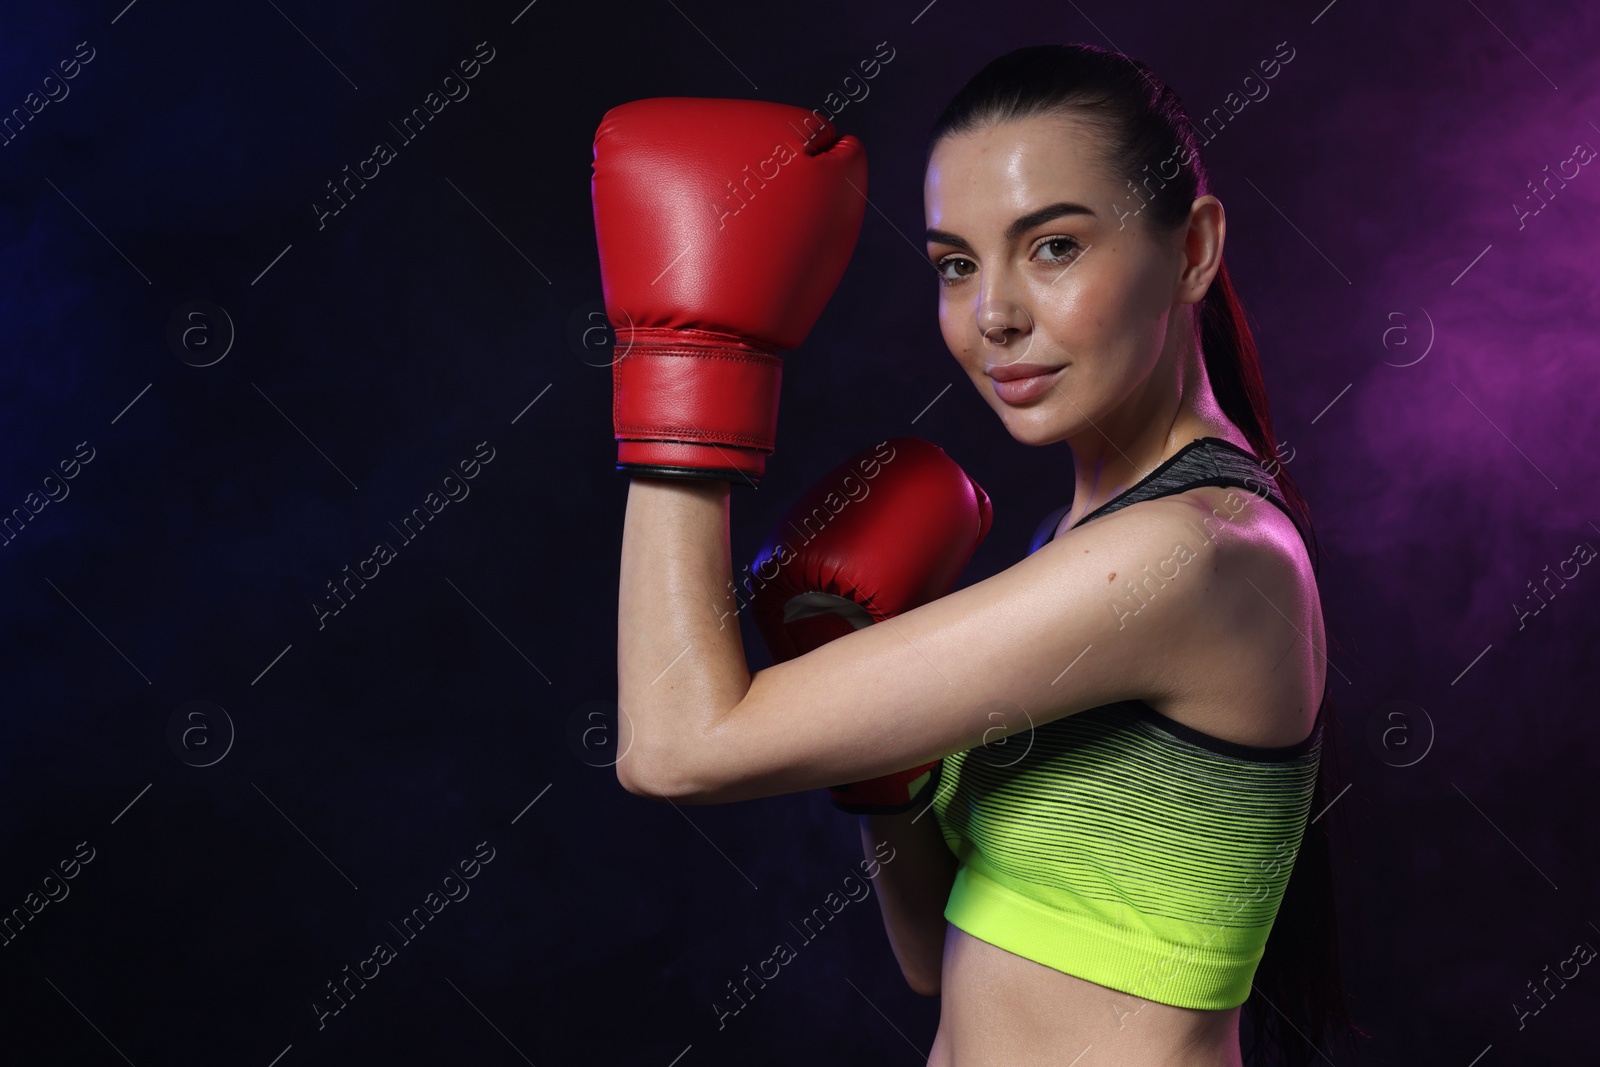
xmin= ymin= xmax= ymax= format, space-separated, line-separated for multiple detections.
xmin=673 ymin=495 xmax=1249 ymax=803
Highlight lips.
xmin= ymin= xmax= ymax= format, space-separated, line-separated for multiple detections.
xmin=984 ymin=362 xmax=1066 ymax=405
xmin=984 ymin=362 xmax=1063 ymax=382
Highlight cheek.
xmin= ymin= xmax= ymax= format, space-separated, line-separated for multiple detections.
xmin=1025 ymin=276 xmax=1119 ymax=358
xmin=938 ymin=299 xmax=972 ymax=360
xmin=1035 ymin=254 xmax=1165 ymax=347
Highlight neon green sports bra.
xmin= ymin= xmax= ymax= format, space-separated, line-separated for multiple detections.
xmin=930 ymin=437 xmax=1326 ymax=1010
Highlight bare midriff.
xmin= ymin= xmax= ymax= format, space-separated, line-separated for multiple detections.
xmin=926 ymin=925 xmax=1245 ymax=1067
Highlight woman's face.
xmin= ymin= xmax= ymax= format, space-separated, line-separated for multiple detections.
xmin=924 ymin=112 xmax=1201 ymax=447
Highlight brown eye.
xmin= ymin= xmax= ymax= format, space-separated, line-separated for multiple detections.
xmin=1035 ymin=237 xmax=1080 ymax=263
xmin=935 ymin=256 xmax=976 ymax=286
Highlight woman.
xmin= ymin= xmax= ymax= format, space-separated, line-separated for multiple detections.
xmin=611 ymin=45 xmax=1357 ymax=1067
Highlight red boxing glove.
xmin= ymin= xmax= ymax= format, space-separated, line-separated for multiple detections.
xmin=747 ymin=437 xmax=993 ymax=814
xmin=590 ymin=97 xmax=867 ymax=485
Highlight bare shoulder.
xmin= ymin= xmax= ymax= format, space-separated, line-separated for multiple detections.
xmin=1054 ymin=482 xmax=1326 ymax=748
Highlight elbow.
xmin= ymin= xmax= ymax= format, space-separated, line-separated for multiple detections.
xmin=615 ymin=741 xmax=713 ymax=803
xmin=614 ymin=703 xmax=744 ymax=802
xmin=905 ymin=968 xmax=941 ymax=998
xmin=893 ymin=937 xmax=944 ymax=997
xmin=615 ymin=751 xmax=680 ymax=802
xmin=615 ymin=756 xmax=657 ymax=800
xmin=895 ymin=930 xmax=947 ymax=997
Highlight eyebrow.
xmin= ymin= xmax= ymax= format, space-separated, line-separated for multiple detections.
xmin=925 ymin=201 xmax=1096 ymax=251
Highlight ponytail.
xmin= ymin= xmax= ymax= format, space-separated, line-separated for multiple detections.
xmin=1201 ymin=245 xmax=1363 ymax=1067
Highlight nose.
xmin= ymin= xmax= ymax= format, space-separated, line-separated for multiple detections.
xmin=977 ymin=273 xmax=1029 ymax=356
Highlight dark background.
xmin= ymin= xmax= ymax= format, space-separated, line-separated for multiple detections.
xmin=1 ymin=0 xmax=1596 ymax=1063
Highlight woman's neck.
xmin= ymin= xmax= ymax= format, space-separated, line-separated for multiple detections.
xmin=1061 ymin=335 xmax=1245 ymax=528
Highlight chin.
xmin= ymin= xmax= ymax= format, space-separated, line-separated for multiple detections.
xmin=994 ymin=405 xmax=1072 ymax=448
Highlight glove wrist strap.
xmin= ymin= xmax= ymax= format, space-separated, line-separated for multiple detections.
xmin=612 ymin=326 xmax=783 ymax=485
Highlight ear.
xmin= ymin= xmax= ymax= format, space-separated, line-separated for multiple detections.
xmin=1177 ymin=195 xmax=1225 ymax=305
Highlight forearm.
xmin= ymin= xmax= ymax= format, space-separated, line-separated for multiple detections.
xmin=861 ymin=807 xmax=958 ymax=996
xmin=616 ymin=476 xmax=751 ymax=797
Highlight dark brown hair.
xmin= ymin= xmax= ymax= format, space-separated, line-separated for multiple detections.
xmin=927 ymin=43 xmax=1363 ymax=1066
